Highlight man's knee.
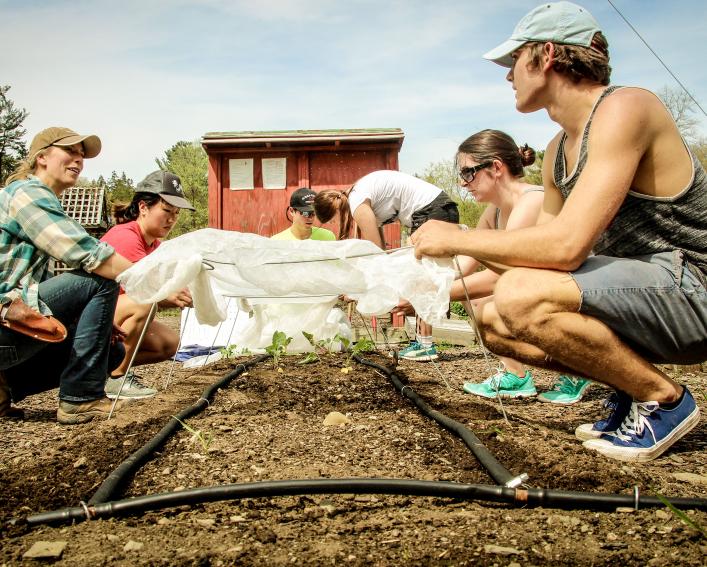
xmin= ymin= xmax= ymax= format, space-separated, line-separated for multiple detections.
xmin=494 ymin=268 xmax=567 ymax=336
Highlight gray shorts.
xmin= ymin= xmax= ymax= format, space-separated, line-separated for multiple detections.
xmin=571 ymin=250 xmax=707 ymax=364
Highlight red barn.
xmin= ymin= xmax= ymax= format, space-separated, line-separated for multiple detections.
xmin=201 ymin=128 xmax=404 ymax=247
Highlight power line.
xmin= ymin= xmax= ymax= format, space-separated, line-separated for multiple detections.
xmin=606 ymin=0 xmax=706 ymax=117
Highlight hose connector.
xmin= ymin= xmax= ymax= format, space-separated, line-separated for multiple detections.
xmin=504 ymin=473 xmax=529 ymax=488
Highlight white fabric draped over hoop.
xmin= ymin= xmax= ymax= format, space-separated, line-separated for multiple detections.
xmin=117 ymin=228 xmax=455 ymax=327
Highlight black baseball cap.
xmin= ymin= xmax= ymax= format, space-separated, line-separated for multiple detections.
xmin=136 ymin=170 xmax=195 ymax=210
xmin=290 ymin=187 xmax=316 ymax=212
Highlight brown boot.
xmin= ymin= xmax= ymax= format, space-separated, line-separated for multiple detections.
xmin=56 ymin=397 xmax=129 ymax=425
xmin=0 ymin=370 xmax=24 ymax=419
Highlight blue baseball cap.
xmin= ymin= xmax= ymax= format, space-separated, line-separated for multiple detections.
xmin=483 ymin=2 xmax=602 ymax=68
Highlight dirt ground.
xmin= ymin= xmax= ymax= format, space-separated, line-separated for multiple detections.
xmin=1 ymin=313 xmax=706 ymax=566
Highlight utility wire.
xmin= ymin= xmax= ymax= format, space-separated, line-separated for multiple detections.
xmin=606 ymin=0 xmax=706 ymax=117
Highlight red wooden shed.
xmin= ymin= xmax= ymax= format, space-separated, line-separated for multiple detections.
xmin=201 ymin=128 xmax=405 ymax=246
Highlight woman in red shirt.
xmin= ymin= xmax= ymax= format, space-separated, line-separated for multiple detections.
xmin=100 ymin=170 xmax=194 ymax=399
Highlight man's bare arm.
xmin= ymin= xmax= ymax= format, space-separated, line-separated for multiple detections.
xmin=412 ymin=95 xmax=650 ymax=270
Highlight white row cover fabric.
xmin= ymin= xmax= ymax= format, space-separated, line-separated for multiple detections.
xmin=117 ymin=229 xmax=455 ymax=327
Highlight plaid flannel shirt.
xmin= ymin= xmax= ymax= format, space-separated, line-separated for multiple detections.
xmin=0 ymin=176 xmax=115 ymax=314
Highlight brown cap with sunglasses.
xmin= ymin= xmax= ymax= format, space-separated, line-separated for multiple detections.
xmin=289 ymin=187 xmax=316 ymax=212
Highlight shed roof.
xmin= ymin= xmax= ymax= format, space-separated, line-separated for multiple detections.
xmin=201 ymin=128 xmax=404 ymax=148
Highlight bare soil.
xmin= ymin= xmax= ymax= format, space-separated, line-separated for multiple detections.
xmin=1 ymin=314 xmax=706 ymax=566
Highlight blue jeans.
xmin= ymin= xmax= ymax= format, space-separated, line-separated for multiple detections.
xmin=0 ymin=271 xmax=124 ymax=402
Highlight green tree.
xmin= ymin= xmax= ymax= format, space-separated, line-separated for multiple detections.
xmin=156 ymin=140 xmax=208 ymax=237
xmin=0 ymin=85 xmax=29 ymax=185
xmin=522 ymin=150 xmax=544 ymax=186
xmin=102 ymin=171 xmax=136 ymax=209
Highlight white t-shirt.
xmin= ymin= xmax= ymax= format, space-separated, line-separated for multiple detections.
xmin=348 ymin=170 xmax=442 ymax=228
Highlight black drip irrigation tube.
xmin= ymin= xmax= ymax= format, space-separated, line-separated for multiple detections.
xmin=352 ymin=354 xmax=517 ymax=486
xmin=12 ymin=352 xmax=707 ymax=529
xmin=21 ymin=479 xmax=707 ymax=527
xmin=88 ymin=354 xmax=269 ymax=505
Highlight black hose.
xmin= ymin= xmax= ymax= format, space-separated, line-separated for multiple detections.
xmin=353 ymin=354 xmax=515 ymax=485
xmin=88 ymin=354 xmax=269 ymax=505
xmin=13 ymin=351 xmax=707 ymax=531
xmin=23 ymin=478 xmax=707 ymax=527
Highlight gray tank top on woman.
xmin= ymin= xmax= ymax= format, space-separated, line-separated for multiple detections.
xmin=553 ymin=86 xmax=707 ymax=277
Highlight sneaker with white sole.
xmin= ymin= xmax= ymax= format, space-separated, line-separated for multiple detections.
xmin=399 ymin=342 xmax=438 ymax=362
xmin=105 ymin=372 xmax=157 ymax=400
xmin=538 ymin=375 xmax=591 ymax=405
xmin=463 ymin=370 xmax=537 ymax=399
xmin=57 ymin=397 xmax=129 ymax=425
xmin=582 ymin=388 xmax=700 ymax=462
xmin=575 ymin=390 xmax=632 ymax=441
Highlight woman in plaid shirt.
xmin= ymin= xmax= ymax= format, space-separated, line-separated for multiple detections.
xmin=0 ymin=127 xmax=134 ymax=424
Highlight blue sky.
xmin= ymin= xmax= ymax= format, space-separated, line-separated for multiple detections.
xmin=3 ymin=0 xmax=706 ymax=183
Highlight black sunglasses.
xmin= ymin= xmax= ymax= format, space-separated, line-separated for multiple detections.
xmin=294 ymin=209 xmax=315 ymax=218
xmin=458 ymin=161 xmax=492 ymax=183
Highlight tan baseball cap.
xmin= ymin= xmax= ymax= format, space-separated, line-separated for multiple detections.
xmin=29 ymin=127 xmax=102 ymax=159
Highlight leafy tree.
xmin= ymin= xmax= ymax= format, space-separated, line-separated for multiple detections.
xmin=156 ymin=140 xmax=209 ymax=237
xmin=522 ymin=150 xmax=544 ymax=186
xmin=101 ymin=171 xmax=136 ymax=207
xmin=0 ymin=85 xmax=29 ymax=185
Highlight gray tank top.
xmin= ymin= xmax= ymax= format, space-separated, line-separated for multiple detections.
xmin=554 ymin=86 xmax=707 ymax=276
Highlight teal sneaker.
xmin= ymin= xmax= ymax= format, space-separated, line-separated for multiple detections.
xmin=399 ymin=342 xmax=438 ymax=362
xmin=538 ymin=375 xmax=591 ymax=405
xmin=463 ymin=370 xmax=537 ymax=399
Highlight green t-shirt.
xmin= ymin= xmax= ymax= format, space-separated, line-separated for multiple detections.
xmin=270 ymin=226 xmax=336 ymax=241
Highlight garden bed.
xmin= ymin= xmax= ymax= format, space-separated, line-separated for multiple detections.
xmin=1 ymin=316 xmax=705 ymax=566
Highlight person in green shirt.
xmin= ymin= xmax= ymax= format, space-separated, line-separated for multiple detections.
xmin=271 ymin=188 xmax=336 ymax=241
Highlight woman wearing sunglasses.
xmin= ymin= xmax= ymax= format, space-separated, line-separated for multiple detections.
xmin=449 ymin=129 xmax=590 ymax=404
xmin=272 ymin=188 xmax=335 ymax=241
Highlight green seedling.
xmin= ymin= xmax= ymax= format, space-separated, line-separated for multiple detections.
xmin=219 ymin=344 xmax=250 ymax=359
xmin=651 ymin=487 xmax=706 ymax=538
xmin=220 ymin=344 xmax=238 ymax=359
xmin=265 ymin=330 xmax=292 ymax=369
xmin=173 ymin=416 xmax=213 ymax=452
xmin=338 ymin=334 xmax=376 ymax=370
xmin=479 ymin=426 xmax=504 ymax=437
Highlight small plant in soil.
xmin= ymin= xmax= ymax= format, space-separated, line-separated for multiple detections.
xmin=652 ymin=487 xmax=706 ymax=538
xmin=265 ymin=330 xmax=293 ymax=370
xmin=339 ymin=335 xmax=376 ymax=372
xmin=220 ymin=344 xmax=247 ymax=359
xmin=172 ymin=416 xmax=213 ymax=452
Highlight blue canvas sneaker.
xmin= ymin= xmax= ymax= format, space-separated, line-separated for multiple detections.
xmin=538 ymin=375 xmax=591 ymax=405
xmin=575 ymin=390 xmax=632 ymax=441
xmin=399 ymin=341 xmax=438 ymax=362
xmin=463 ymin=370 xmax=537 ymax=399
xmin=582 ymin=388 xmax=700 ymax=462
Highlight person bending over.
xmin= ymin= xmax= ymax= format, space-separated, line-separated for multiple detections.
xmin=0 ymin=127 xmax=133 ymax=424
xmin=314 ymin=170 xmax=458 ymax=362
xmin=100 ymin=171 xmax=194 ymax=399
xmin=412 ymin=1 xmax=706 ymax=462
